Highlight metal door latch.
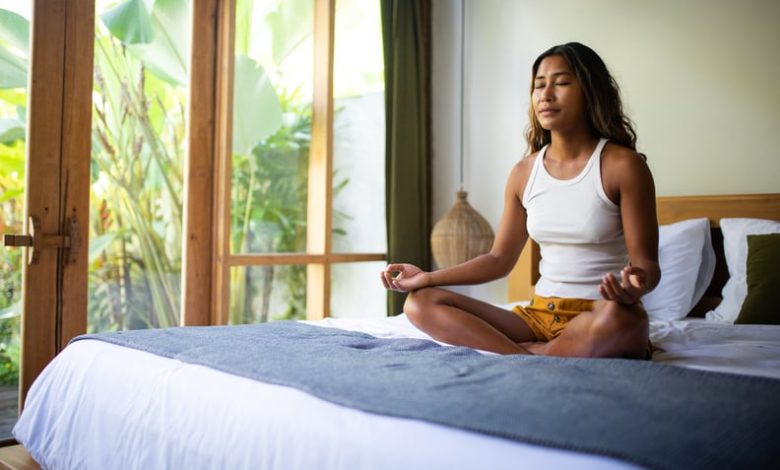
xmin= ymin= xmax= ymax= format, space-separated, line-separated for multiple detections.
xmin=2 ymin=216 xmax=80 ymax=265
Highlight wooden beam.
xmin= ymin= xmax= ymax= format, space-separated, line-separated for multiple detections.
xmin=306 ymin=0 xmax=336 ymax=320
xmin=227 ymin=252 xmax=386 ymax=266
xmin=183 ymin=0 xmax=218 ymax=326
xmin=211 ymin=0 xmax=236 ymax=325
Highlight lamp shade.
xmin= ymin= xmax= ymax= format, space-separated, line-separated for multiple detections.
xmin=430 ymin=191 xmax=495 ymax=268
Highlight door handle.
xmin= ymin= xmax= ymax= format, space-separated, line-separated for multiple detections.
xmin=2 ymin=216 xmax=80 ymax=265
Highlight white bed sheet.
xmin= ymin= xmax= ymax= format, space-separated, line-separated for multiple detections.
xmin=14 ymin=315 xmax=780 ymax=470
xmin=648 ymin=318 xmax=780 ymax=379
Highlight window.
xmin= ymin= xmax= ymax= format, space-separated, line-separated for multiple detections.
xmin=214 ymin=0 xmax=387 ymax=324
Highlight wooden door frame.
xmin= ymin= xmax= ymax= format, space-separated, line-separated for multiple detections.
xmin=20 ymin=0 xmax=94 ymax=406
xmin=182 ymin=0 xmax=224 ymax=326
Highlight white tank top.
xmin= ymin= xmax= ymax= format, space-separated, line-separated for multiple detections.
xmin=522 ymin=138 xmax=628 ymax=299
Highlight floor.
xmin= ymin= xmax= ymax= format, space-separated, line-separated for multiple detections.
xmin=0 ymin=386 xmax=17 ymax=441
xmin=0 ymin=386 xmax=39 ymax=470
xmin=0 ymin=445 xmax=39 ymax=470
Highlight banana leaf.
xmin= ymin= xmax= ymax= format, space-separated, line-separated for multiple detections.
xmin=232 ymin=55 xmax=283 ymax=155
xmin=100 ymin=0 xmax=155 ymax=44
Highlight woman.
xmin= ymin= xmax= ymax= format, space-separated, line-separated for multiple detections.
xmin=380 ymin=42 xmax=659 ymax=359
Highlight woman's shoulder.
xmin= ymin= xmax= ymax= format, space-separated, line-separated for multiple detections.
xmin=602 ymin=141 xmax=643 ymax=161
xmin=601 ymin=141 xmax=654 ymax=191
xmin=510 ymin=152 xmax=539 ymax=180
xmin=505 ymin=152 xmax=539 ymax=197
xmin=601 ymin=142 xmax=649 ymax=173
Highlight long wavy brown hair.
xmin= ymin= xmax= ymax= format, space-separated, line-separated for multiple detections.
xmin=525 ymin=42 xmax=638 ymax=155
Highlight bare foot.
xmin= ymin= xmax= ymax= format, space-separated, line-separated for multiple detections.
xmin=518 ymin=341 xmax=548 ymax=355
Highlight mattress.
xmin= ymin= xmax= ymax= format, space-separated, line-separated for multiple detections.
xmin=13 ymin=315 xmax=780 ymax=469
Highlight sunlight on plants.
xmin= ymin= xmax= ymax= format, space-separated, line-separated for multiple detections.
xmin=0 ymin=0 xmax=29 ymax=386
xmin=0 ymin=0 xmax=386 ymax=354
xmin=87 ymin=0 xmax=190 ymax=332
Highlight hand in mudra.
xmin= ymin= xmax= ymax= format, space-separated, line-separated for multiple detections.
xmin=380 ymin=263 xmax=431 ymax=293
xmin=599 ymin=265 xmax=647 ymax=305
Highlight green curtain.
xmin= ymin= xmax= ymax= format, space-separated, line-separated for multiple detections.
xmin=381 ymin=0 xmax=431 ymax=316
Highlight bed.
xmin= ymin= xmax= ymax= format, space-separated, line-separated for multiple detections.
xmin=12 ymin=194 xmax=780 ymax=470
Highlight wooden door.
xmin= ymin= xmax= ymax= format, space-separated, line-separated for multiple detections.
xmin=2 ymin=0 xmax=94 ymax=407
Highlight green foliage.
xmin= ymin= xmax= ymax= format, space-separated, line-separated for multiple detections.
xmin=230 ymin=94 xmax=311 ymax=323
xmin=127 ymin=0 xmax=191 ymax=86
xmin=0 ymin=117 xmax=24 ymax=144
xmin=265 ymin=0 xmax=314 ymax=65
xmin=0 ymin=39 xmax=24 ymax=381
xmin=232 ymin=55 xmax=283 ymax=155
xmin=0 ymin=8 xmax=28 ymax=90
xmin=89 ymin=28 xmax=185 ymax=331
xmin=0 ymin=41 xmax=26 ymax=89
xmin=100 ymin=0 xmax=155 ymax=44
xmin=0 ymin=9 xmax=29 ymax=55
xmin=0 ymin=314 xmax=19 ymax=385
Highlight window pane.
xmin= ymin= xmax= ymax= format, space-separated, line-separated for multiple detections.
xmin=0 ymin=0 xmax=30 ymax=439
xmin=230 ymin=264 xmax=307 ymax=323
xmin=330 ymin=262 xmax=387 ymax=319
xmin=88 ymin=0 xmax=192 ymax=332
xmin=231 ymin=0 xmax=313 ymax=254
xmin=332 ymin=0 xmax=386 ymax=254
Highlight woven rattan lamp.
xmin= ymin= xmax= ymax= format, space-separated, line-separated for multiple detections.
xmin=430 ymin=0 xmax=494 ymax=268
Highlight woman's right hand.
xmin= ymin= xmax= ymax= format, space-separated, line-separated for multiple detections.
xmin=380 ymin=263 xmax=431 ymax=293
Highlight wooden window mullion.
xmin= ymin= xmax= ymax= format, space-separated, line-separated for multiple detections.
xmin=211 ymin=0 xmax=237 ymax=325
xmin=306 ymin=0 xmax=336 ymax=320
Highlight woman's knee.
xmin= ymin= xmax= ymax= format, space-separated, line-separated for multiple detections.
xmin=404 ymin=287 xmax=441 ymax=327
xmin=591 ymin=301 xmax=648 ymax=345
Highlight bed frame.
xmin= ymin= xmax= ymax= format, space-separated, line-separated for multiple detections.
xmin=507 ymin=193 xmax=780 ymax=315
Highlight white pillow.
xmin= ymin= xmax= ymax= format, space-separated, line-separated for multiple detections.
xmin=706 ymin=218 xmax=780 ymax=323
xmin=642 ymin=218 xmax=716 ymax=321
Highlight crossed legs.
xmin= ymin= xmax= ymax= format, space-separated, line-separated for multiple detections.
xmin=404 ymin=287 xmax=649 ymax=358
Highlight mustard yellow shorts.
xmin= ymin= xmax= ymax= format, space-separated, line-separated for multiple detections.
xmin=512 ymin=296 xmax=594 ymax=342
xmin=512 ymin=295 xmax=653 ymax=360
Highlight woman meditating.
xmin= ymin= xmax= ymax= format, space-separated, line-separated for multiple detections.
xmin=380 ymin=42 xmax=659 ymax=359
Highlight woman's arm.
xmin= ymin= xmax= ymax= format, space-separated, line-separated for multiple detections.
xmin=382 ymin=157 xmax=535 ymax=292
xmin=600 ymin=146 xmax=661 ymax=304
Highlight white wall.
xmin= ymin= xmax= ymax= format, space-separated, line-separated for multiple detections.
xmin=431 ymin=0 xmax=780 ymax=303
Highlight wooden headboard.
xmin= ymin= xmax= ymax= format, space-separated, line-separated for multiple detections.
xmin=507 ymin=193 xmax=780 ymax=308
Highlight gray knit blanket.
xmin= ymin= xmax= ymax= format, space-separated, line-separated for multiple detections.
xmin=75 ymin=322 xmax=780 ymax=470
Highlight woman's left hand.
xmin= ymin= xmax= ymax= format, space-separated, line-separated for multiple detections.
xmin=599 ymin=265 xmax=647 ymax=305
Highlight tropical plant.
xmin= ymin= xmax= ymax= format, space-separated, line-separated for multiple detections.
xmin=0 ymin=7 xmax=29 ymax=385
xmin=227 ymin=0 xmax=335 ymax=324
xmin=85 ymin=0 xmax=191 ymax=331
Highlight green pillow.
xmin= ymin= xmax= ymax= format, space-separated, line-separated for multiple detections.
xmin=735 ymin=233 xmax=780 ymax=324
